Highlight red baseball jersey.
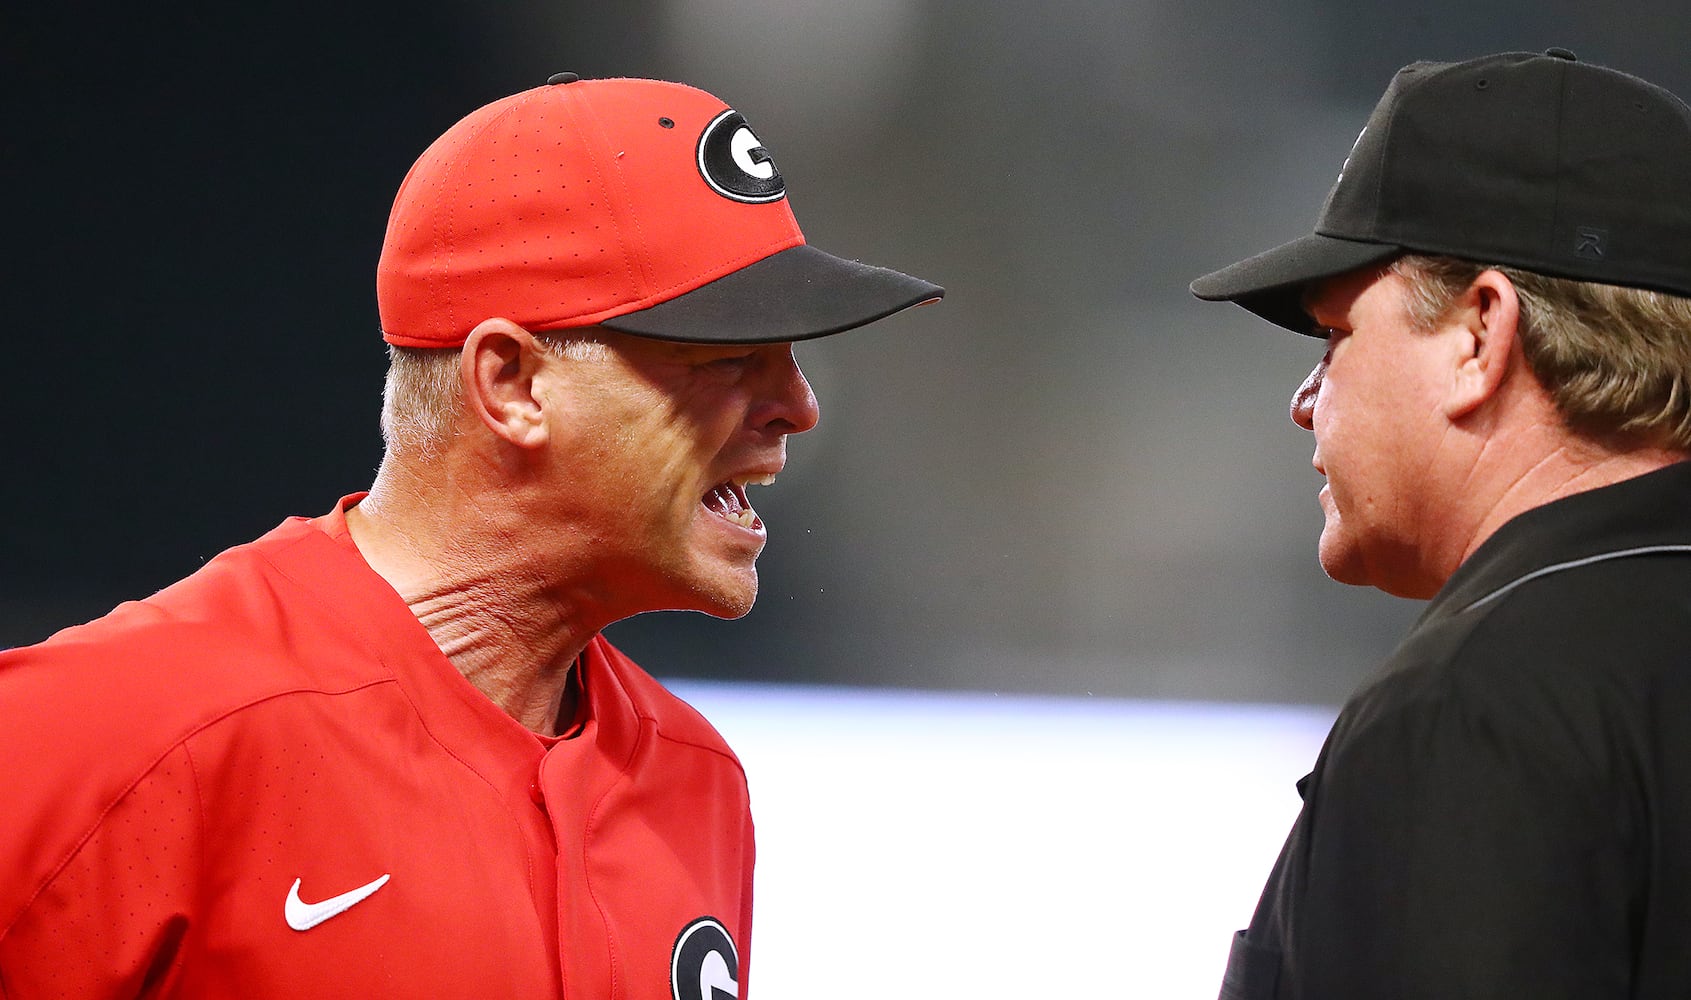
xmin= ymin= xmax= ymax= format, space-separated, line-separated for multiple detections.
xmin=0 ymin=498 xmax=754 ymax=999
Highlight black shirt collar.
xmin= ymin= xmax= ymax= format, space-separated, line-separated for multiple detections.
xmin=1424 ymin=460 xmax=1691 ymax=622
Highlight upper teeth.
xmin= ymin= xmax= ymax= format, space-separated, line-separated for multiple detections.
xmin=735 ymin=474 xmax=776 ymax=487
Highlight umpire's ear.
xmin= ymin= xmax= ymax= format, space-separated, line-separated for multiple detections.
xmin=1441 ymin=269 xmax=1522 ymax=422
xmin=461 ymin=318 xmax=551 ymax=450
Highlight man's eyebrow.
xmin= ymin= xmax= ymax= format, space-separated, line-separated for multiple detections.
xmin=1299 ymin=285 xmax=1330 ymax=326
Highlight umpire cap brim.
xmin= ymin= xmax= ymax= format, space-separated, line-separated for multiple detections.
xmin=1190 ymin=232 xmax=1402 ymax=336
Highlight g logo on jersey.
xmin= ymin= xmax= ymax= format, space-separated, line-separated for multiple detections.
xmin=671 ymin=916 xmax=740 ymax=1000
xmin=696 ymin=110 xmax=785 ymax=204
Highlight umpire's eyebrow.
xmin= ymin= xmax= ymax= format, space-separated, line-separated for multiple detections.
xmin=1299 ymin=279 xmax=1337 ymax=331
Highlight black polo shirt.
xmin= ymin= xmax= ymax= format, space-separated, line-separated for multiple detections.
xmin=1222 ymin=460 xmax=1691 ymax=1000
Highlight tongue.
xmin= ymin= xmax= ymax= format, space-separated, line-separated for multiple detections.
xmin=703 ymin=484 xmax=744 ymax=517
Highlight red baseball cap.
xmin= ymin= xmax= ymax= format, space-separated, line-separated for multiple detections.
xmin=377 ymin=74 xmax=943 ymax=347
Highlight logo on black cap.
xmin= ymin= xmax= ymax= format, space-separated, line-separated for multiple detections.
xmin=671 ymin=917 xmax=739 ymax=1000
xmin=697 ymin=110 xmax=785 ymax=204
xmin=1574 ymin=227 xmax=1607 ymax=259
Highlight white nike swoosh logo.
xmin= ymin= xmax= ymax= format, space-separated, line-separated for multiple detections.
xmin=285 ymin=874 xmax=391 ymax=931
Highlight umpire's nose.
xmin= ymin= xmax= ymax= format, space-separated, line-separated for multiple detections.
xmin=1291 ymin=356 xmax=1326 ymax=431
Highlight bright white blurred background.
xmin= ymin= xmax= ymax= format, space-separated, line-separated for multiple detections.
xmin=671 ymin=681 xmax=1334 ymax=999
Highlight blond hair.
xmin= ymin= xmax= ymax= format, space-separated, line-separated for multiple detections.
xmin=1392 ymin=255 xmax=1691 ymax=449
xmin=379 ymin=332 xmax=608 ymax=458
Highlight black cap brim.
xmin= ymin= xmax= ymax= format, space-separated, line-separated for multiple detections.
xmin=599 ymin=244 xmax=944 ymax=344
xmin=1189 ymin=232 xmax=1402 ymax=335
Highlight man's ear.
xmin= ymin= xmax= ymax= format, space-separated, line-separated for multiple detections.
xmin=461 ymin=318 xmax=551 ymax=449
xmin=1443 ymin=269 xmax=1522 ymax=421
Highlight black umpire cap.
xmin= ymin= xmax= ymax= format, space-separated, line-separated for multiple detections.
xmin=1190 ymin=49 xmax=1691 ymax=335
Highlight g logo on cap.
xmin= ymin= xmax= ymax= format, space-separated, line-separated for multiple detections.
xmin=671 ymin=916 xmax=740 ymax=1000
xmin=697 ymin=110 xmax=785 ymax=204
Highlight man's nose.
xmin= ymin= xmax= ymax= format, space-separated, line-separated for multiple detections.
xmin=1291 ymin=357 xmax=1326 ymax=431
xmin=755 ymin=347 xmax=820 ymax=435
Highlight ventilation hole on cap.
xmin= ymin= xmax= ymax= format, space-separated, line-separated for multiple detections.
xmin=659 ymin=117 xmax=675 ymax=129
xmin=1475 ymin=78 xmax=1489 ymax=90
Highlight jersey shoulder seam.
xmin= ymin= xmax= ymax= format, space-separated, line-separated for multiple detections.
xmin=0 ymin=677 xmax=394 ymax=941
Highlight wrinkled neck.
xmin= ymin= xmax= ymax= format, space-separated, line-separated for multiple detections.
xmin=347 ymin=466 xmax=594 ymax=735
xmin=402 ymin=569 xmax=586 ymax=735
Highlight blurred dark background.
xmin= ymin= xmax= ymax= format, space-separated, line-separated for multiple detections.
xmin=10 ymin=1 xmax=1690 ymax=704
